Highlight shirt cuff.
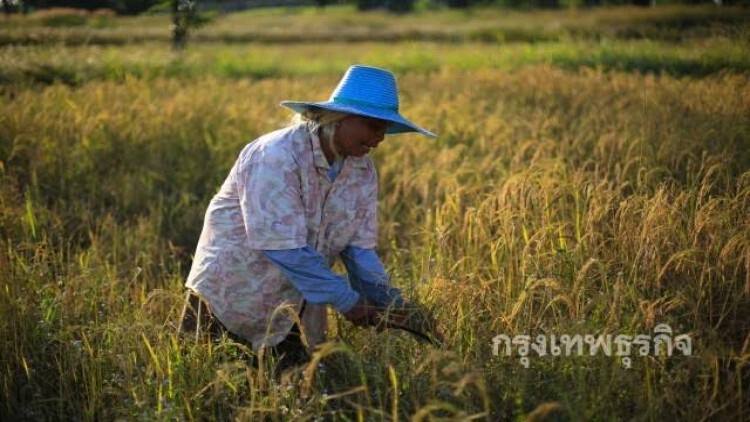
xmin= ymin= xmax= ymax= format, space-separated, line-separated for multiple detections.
xmin=335 ymin=290 xmax=360 ymax=313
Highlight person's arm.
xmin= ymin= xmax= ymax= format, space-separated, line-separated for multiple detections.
xmin=340 ymin=245 xmax=404 ymax=308
xmin=263 ymin=247 xmax=359 ymax=312
xmin=264 ymin=247 xmax=384 ymax=326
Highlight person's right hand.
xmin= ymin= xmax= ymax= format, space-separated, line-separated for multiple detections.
xmin=341 ymin=298 xmax=382 ymax=328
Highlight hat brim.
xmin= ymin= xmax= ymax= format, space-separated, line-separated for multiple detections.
xmin=280 ymin=100 xmax=436 ymax=138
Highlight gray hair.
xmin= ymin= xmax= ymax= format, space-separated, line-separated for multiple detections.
xmin=292 ymin=108 xmax=349 ymax=145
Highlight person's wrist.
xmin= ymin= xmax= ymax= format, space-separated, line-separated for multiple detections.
xmin=342 ymin=297 xmax=379 ymax=327
xmin=342 ymin=297 xmax=366 ymax=319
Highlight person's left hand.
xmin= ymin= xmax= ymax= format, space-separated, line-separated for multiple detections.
xmin=342 ymin=298 xmax=383 ymax=328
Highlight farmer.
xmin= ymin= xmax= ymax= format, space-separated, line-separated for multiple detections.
xmin=179 ymin=65 xmax=437 ymax=368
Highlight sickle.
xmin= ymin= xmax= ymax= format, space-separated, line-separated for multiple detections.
xmin=386 ymin=323 xmax=443 ymax=347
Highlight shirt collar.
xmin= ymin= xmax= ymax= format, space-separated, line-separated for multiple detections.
xmin=346 ymin=155 xmax=370 ymax=169
xmin=307 ymin=124 xmax=331 ymax=170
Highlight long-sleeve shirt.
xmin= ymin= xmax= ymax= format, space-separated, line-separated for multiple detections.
xmin=187 ymin=124 xmax=383 ymax=348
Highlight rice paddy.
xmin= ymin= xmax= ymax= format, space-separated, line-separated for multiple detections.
xmin=1 ymin=4 xmax=749 ymax=420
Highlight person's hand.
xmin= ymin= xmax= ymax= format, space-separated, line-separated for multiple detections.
xmin=342 ymin=298 xmax=444 ymax=345
xmin=341 ymin=298 xmax=382 ymax=328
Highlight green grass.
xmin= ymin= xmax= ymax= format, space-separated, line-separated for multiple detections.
xmin=1 ymin=5 xmax=749 ymax=421
xmin=1 ymin=37 xmax=748 ymax=88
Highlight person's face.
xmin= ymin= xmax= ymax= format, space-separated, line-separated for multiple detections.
xmin=334 ymin=115 xmax=389 ymax=157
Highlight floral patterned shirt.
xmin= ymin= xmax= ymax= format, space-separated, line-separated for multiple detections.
xmin=185 ymin=123 xmax=378 ymax=349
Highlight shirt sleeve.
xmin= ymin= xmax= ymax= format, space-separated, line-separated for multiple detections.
xmin=263 ymin=247 xmax=360 ymax=313
xmin=340 ymin=245 xmax=404 ymax=308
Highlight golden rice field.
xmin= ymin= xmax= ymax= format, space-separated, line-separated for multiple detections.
xmin=1 ymin=5 xmax=749 ymax=421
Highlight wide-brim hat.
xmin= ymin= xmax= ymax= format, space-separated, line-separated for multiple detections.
xmin=281 ymin=65 xmax=436 ymax=138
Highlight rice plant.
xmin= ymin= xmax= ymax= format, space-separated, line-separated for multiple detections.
xmin=1 ymin=6 xmax=748 ymax=421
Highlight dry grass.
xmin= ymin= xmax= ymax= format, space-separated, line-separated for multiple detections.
xmin=0 ymin=6 xmax=749 ymax=420
xmin=1 ymin=65 xmax=748 ymax=419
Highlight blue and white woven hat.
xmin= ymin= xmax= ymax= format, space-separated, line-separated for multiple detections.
xmin=281 ymin=65 xmax=436 ymax=138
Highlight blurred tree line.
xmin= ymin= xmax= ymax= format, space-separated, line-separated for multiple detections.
xmin=0 ymin=0 xmax=743 ymax=16
xmin=350 ymin=0 xmax=742 ymax=11
xmin=0 ymin=0 xmax=157 ymax=15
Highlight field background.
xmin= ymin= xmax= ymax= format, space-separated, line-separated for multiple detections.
xmin=1 ymin=3 xmax=749 ymax=421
